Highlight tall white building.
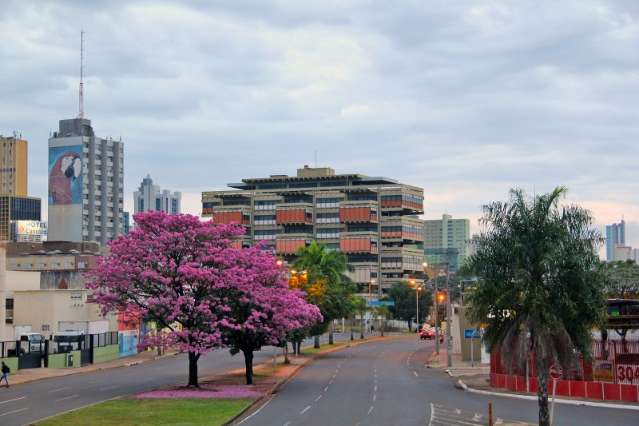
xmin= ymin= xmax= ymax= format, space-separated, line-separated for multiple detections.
xmin=424 ymin=214 xmax=470 ymax=272
xmin=133 ymin=174 xmax=181 ymax=216
xmin=48 ymin=118 xmax=124 ymax=246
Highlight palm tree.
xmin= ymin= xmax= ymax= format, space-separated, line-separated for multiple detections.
xmin=466 ymin=187 xmax=605 ymax=426
xmin=352 ymin=296 xmax=368 ymax=340
xmin=293 ymin=241 xmax=354 ymax=347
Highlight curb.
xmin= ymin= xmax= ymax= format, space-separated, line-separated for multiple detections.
xmin=457 ymin=378 xmax=639 ymax=411
xmin=226 ymin=336 xmax=395 ymax=425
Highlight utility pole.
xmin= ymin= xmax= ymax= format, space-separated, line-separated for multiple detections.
xmin=434 ymin=275 xmax=439 ymax=354
xmin=446 ymin=262 xmax=452 ymax=368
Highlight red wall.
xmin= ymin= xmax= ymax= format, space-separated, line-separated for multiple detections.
xmin=276 ymin=209 xmax=308 ymax=224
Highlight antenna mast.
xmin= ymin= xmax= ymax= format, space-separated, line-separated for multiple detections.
xmin=78 ymin=30 xmax=84 ymax=118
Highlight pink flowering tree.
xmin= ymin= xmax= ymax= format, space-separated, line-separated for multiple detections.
xmin=86 ymin=211 xmax=245 ymax=387
xmin=86 ymin=211 xmax=322 ymax=387
xmin=217 ymin=245 xmax=322 ymax=384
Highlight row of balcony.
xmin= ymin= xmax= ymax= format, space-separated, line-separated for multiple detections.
xmin=275 ymin=233 xmax=379 ymax=255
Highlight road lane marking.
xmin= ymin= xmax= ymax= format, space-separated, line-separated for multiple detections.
xmin=324 ymin=386 xmax=329 ymax=392
xmin=48 ymin=386 xmax=70 ymax=393
xmin=235 ymin=395 xmax=274 ymax=425
xmin=374 ymin=385 xmax=377 ymax=392
xmin=0 ymin=396 xmax=25 ymax=405
xmin=367 ymin=406 xmax=374 ymax=415
xmin=373 ymin=394 xmax=377 ymax=401
xmin=283 ymin=422 xmax=291 ymax=426
xmin=429 ymin=403 xmax=435 ymax=426
xmin=55 ymin=394 xmax=79 ymax=402
xmin=315 ymin=395 xmax=322 ymax=402
xmin=300 ymin=405 xmax=311 ymax=415
xmin=413 ymin=370 xmax=419 ymax=377
xmin=0 ymin=407 xmax=28 ymax=417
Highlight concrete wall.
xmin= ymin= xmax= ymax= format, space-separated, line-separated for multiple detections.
xmin=93 ymin=344 xmax=119 ymax=364
xmin=13 ymin=289 xmax=115 ymax=337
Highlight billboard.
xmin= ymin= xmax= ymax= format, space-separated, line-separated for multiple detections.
xmin=49 ymin=145 xmax=83 ymax=205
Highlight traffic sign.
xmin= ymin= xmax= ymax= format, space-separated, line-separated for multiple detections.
xmin=464 ymin=329 xmax=481 ymax=339
xmin=549 ymin=364 xmax=563 ymax=380
xmin=366 ymin=300 xmax=395 ymax=307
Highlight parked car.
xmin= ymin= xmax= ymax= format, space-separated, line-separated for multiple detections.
xmin=19 ymin=333 xmax=44 ymax=352
xmin=419 ymin=328 xmax=435 ymax=340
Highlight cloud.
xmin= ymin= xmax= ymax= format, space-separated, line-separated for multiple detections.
xmin=2 ymin=0 xmax=638 ymax=251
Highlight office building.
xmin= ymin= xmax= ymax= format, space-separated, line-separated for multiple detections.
xmin=123 ymin=211 xmax=130 ymax=234
xmin=424 ymin=214 xmax=470 ymax=272
xmin=0 ymin=135 xmax=28 ymax=196
xmin=606 ymin=220 xmax=626 ymax=261
xmin=133 ymin=174 xmax=181 ymax=215
xmin=0 ymin=196 xmax=41 ymax=241
xmin=613 ymin=245 xmax=634 ymax=262
xmin=202 ymin=166 xmax=425 ymax=293
xmin=48 ymin=118 xmax=124 ymax=245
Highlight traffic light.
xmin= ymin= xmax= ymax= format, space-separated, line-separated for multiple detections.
xmin=436 ymin=291 xmax=446 ymax=304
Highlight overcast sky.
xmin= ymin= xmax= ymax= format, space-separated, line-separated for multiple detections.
xmin=1 ymin=0 xmax=638 ymax=253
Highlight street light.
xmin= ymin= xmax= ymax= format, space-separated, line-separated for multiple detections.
xmin=409 ymin=279 xmax=422 ymax=331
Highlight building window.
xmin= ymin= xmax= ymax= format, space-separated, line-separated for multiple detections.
xmin=5 ymin=298 xmax=13 ymax=324
xmin=42 ymin=324 xmax=50 ymax=332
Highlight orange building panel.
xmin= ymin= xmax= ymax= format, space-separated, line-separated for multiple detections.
xmin=340 ymin=238 xmax=377 ymax=253
xmin=213 ymin=211 xmax=243 ymax=224
xmin=339 ymin=207 xmax=377 ymax=223
xmin=276 ymin=209 xmax=308 ymax=224
xmin=276 ymin=239 xmax=306 ymax=254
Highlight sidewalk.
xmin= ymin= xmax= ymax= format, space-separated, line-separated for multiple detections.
xmin=9 ymin=350 xmax=177 ymax=386
xmin=426 ymin=347 xmax=490 ymax=377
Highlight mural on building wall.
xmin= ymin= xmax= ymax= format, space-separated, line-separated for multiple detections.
xmin=41 ymin=271 xmax=83 ymax=290
xmin=49 ymin=145 xmax=83 ymax=205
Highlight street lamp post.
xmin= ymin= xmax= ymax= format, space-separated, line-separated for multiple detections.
xmin=445 ymin=262 xmax=452 ymax=368
xmin=434 ymin=274 xmax=440 ymax=355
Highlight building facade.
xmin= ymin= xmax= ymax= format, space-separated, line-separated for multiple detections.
xmin=424 ymin=214 xmax=470 ymax=272
xmin=606 ymin=220 xmax=626 ymax=261
xmin=0 ymin=135 xmax=28 ymax=197
xmin=0 ymin=196 xmax=41 ymax=241
xmin=123 ymin=211 xmax=130 ymax=234
xmin=202 ymin=166 xmax=425 ymax=294
xmin=133 ymin=174 xmax=181 ymax=215
xmin=48 ymin=118 xmax=123 ymax=245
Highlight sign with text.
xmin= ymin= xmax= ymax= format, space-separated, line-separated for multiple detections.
xmin=464 ymin=329 xmax=481 ymax=339
xmin=593 ymin=360 xmax=615 ymax=383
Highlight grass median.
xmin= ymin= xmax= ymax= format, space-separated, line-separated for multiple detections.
xmin=36 ymin=398 xmax=251 ymax=426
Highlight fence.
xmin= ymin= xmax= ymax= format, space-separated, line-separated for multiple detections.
xmin=490 ymin=338 xmax=639 ymax=402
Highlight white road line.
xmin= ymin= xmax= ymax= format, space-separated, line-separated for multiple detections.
xmin=315 ymin=395 xmax=322 ymax=402
xmin=373 ymin=394 xmax=377 ymax=402
xmin=324 ymin=386 xmax=329 ymax=392
xmin=55 ymin=394 xmax=79 ymax=402
xmin=367 ymin=405 xmax=374 ymax=415
xmin=413 ymin=370 xmax=419 ymax=377
xmin=374 ymin=385 xmax=377 ymax=392
xmin=429 ymin=403 xmax=435 ymax=426
xmin=0 ymin=407 xmax=28 ymax=417
xmin=235 ymin=395 xmax=274 ymax=425
xmin=300 ymin=405 xmax=311 ymax=415
xmin=48 ymin=386 xmax=70 ymax=393
xmin=283 ymin=422 xmax=291 ymax=426
xmin=0 ymin=396 xmax=25 ymax=405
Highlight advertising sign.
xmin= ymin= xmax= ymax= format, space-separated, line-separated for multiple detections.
xmin=49 ymin=145 xmax=83 ymax=205
xmin=593 ymin=360 xmax=615 ymax=383
xmin=464 ymin=329 xmax=481 ymax=339
xmin=616 ymin=353 xmax=639 ymax=385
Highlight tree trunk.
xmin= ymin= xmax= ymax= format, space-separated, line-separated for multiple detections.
xmin=187 ymin=351 xmax=200 ymax=387
xmin=329 ymin=322 xmax=334 ymax=345
xmin=284 ymin=342 xmax=290 ymax=364
xmin=314 ymin=335 xmax=320 ymax=349
xmin=296 ymin=340 xmax=302 ymax=355
xmin=350 ymin=316 xmax=354 ymax=341
xmin=536 ymin=357 xmax=550 ymax=426
xmin=242 ymin=348 xmax=254 ymax=385
xmin=360 ymin=313 xmax=365 ymax=339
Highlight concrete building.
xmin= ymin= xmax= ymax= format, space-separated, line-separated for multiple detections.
xmin=133 ymin=174 xmax=181 ymax=215
xmin=1 ymin=241 xmax=115 ymax=340
xmin=123 ymin=211 xmax=130 ymax=235
xmin=202 ymin=166 xmax=425 ymax=294
xmin=48 ymin=118 xmax=124 ymax=246
xmin=606 ymin=220 xmax=626 ymax=261
xmin=613 ymin=245 xmax=634 ymax=262
xmin=0 ymin=135 xmax=28 ymax=197
xmin=424 ymin=214 xmax=470 ymax=272
xmin=0 ymin=196 xmax=41 ymax=241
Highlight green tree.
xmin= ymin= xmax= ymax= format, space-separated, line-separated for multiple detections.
xmin=466 ymin=187 xmax=605 ymax=426
xmin=351 ymin=296 xmax=368 ymax=339
xmin=388 ymin=281 xmax=432 ymax=331
xmin=293 ymin=241 xmax=355 ymax=347
xmin=602 ymin=260 xmax=639 ymax=347
xmin=375 ymin=305 xmax=390 ymax=336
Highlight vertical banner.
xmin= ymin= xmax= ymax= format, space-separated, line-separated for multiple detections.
xmin=49 ymin=145 xmax=83 ymax=205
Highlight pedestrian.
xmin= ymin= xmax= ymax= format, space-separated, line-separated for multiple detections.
xmin=0 ymin=361 xmax=9 ymax=388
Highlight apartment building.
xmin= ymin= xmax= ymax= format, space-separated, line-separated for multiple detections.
xmin=424 ymin=214 xmax=470 ymax=272
xmin=202 ymin=166 xmax=425 ymax=294
xmin=0 ymin=135 xmax=28 ymax=197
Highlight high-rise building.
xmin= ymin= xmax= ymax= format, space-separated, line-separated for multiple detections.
xmin=133 ymin=174 xmax=181 ymax=215
xmin=424 ymin=214 xmax=470 ymax=272
xmin=606 ymin=220 xmax=626 ymax=261
xmin=0 ymin=135 xmax=28 ymax=196
xmin=48 ymin=118 xmax=124 ymax=245
xmin=0 ymin=196 xmax=41 ymax=241
xmin=123 ymin=211 xmax=130 ymax=235
xmin=202 ymin=166 xmax=425 ymax=293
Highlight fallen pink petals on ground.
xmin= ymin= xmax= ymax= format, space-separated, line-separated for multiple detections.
xmin=135 ymin=385 xmax=263 ymax=399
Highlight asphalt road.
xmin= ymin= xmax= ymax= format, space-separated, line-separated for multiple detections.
xmin=0 ymin=333 xmax=348 ymax=426
xmin=238 ymin=336 xmax=639 ymax=426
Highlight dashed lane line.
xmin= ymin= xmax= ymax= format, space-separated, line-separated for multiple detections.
xmin=300 ymin=405 xmax=311 ymax=415
xmin=315 ymin=395 xmax=322 ymax=402
xmin=324 ymin=386 xmax=329 ymax=392
xmin=367 ymin=406 xmax=374 ymax=415
xmin=413 ymin=370 xmax=419 ymax=377
xmin=55 ymin=394 xmax=79 ymax=402
xmin=0 ymin=407 xmax=28 ymax=417
xmin=48 ymin=386 xmax=71 ymax=393
xmin=0 ymin=396 xmax=25 ymax=405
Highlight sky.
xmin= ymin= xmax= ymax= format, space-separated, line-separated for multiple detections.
xmin=1 ymin=0 xmax=638 ymax=253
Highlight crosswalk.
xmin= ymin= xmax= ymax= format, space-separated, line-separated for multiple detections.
xmin=428 ymin=403 xmax=529 ymax=426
